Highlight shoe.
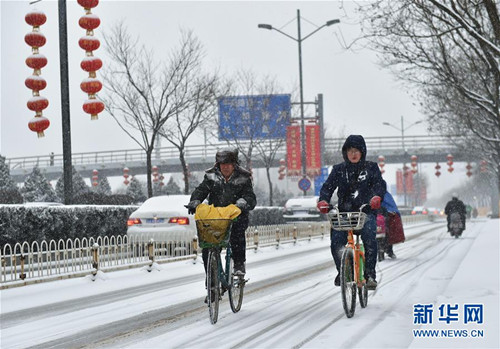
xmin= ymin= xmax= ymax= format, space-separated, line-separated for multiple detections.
xmin=334 ymin=274 xmax=340 ymax=287
xmin=387 ymin=252 xmax=396 ymax=259
xmin=366 ymin=277 xmax=378 ymax=290
xmin=234 ymin=261 xmax=246 ymax=276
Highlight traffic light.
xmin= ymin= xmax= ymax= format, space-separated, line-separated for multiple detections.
xmin=278 ymin=159 xmax=286 ymax=180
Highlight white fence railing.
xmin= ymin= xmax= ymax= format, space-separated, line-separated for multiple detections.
xmin=0 ymin=215 xmax=429 ymax=288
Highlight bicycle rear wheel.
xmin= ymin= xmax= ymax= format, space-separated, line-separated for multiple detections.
xmin=228 ymin=257 xmax=245 ymax=313
xmin=340 ymin=247 xmax=356 ymax=318
xmin=207 ymin=250 xmax=220 ymax=324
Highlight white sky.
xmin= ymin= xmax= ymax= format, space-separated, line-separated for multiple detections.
xmin=0 ymin=0 xmax=470 ymax=200
xmin=1 ymin=218 xmax=498 ymax=348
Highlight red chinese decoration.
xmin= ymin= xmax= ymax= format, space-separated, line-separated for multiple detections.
xmin=480 ymin=160 xmax=488 ymax=173
xmin=378 ymin=155 xmax=385 ymax=175
xmin=410 ymin=155 xmax=418 ymax=174
xmin=123 ymin=167 xmax=130 ymax=185
xmin=78 ymin=0 xmax=103 ymax=120
xmin=466 ymin=163 xmax=473 ymax=178
xmin=92 ymin=169 xmax=99 ymax=187
xmin=435 ymin=163 xmax=441 ymax=177
xmin=278 ymin=158 xmax=286 ymax=180
xmin=25 ymin=10 xmax=49 ymax=137
xmin=446 ymin=154 xmax=454 ymax=173
xmin=152 ymin=165 xmax=159 ymax=183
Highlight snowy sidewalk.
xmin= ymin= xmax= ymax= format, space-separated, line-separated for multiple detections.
xmin=409 ymin=219 xmax=499 ymax=348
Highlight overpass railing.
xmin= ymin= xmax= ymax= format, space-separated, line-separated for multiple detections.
xmin=6 ymin=135 xmax=458 ymax=171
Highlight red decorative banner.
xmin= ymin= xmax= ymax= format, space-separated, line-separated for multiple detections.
xmin=305 ymin=125 xmax=321 ymax=177
xmin=396 ymin=169 xmax=403 ymax=195
xmin=286 ymin=125 xmax=302 ymax=176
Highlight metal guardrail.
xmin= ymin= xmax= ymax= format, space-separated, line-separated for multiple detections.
xmin=6 ymin=135 xmax=458 ymax=170
xmin=0 ymin=215 xmax=429 ymax=288
xmin=0 ymin=222 xmax=330 ymax=288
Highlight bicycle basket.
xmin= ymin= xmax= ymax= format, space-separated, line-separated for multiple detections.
xmin=196 ymin=219 xmax=233 ymax=248
xmin=327 ymin=211 xmax=367 ymax=231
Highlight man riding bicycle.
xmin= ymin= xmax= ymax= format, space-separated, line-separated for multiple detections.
xmin=317 ymin=135 xmax=386 ymax=290
xmin=187 ymin=148 xmax=256 ymax=277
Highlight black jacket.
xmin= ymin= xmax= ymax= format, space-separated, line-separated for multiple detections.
xmin=319 ymin=135 xmax=386 ymax=213
xmin=190 ymin=164 xmax=257 ymax=217
xmin=445 ymin=198 xmax=466 ymax=217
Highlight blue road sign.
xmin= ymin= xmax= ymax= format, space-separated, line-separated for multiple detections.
xmin=218 ymin=94 xmax=291 ymax=140
xmin=299 ymin=177 xmax=311 ymax=192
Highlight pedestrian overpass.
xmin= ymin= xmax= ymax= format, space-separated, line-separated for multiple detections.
xmin=6 ymin=134 xmax=468 ymax=182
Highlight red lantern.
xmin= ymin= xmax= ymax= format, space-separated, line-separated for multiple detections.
xmin=83 ymin=99 xmax=105 ymax=120
xmin=78 ymin=0 xmax=100 ymax=9
xmin=448 ymin=167 xmax=454 ymax=173
xmin=411 ymin=155 xmax=418 ymax=162
xmin=25 ymin=75 xmax=47 ymax=91
xmin=28 ymin=116 xmax=50 ymax=138
xmin=80 ymin=78 xmax=102 ymax=94
xmin=435 ymin=163 xmax=441 ymax=177
xmin=80 ymin=57 xmax=102 ymax=72
xmin=26 ymin=54 xmax=48 ymax=70
xmin=78 ymin=14 xmax=101 ymax=30
xmin=27 ymin=96 xmax=49 ymax=112
xmin=25 ymin=10 xmax=47 ymax=27
xmin=123 ymin=179 xmax=130 ymax=185
xmin=25 ymin=32 xmax=46 ymax=48
xmin=79 ymin=36 xmax=100 ymax=51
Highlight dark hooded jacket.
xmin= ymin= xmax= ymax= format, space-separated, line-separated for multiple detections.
xmin=190 ymin=163 xmax=257 ymax=218
xmin=319 ymin=135 xmax=386 ymax=213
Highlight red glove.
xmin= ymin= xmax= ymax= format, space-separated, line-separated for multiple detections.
xmin=370 ymin=196 xmax=382 ymax=210
xmin=317 ymin=200 xmax=330 ymax=214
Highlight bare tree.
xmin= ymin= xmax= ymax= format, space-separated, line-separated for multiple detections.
xmin=214 ymin=70 xmax=290 ymax=205
xmin=159 ymin=63 xmax=222 ymax=194
xmin=101 ymin=23 xmax=201 ymax=197
xmin=355 ymin=0 xmax=500 ymax=213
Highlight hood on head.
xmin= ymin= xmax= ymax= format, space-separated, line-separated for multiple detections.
xmin=342 ymin=135 xmax=367 ymax=162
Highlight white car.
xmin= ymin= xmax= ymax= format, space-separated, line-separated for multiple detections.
xmin=126 ymin=195 xmax=197 ymax=244
xmin=283 ymin=196 xmax=327 ymax=222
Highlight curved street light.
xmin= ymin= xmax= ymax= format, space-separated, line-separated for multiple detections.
xmin=258 ymin=10 xmax=339 ymax=194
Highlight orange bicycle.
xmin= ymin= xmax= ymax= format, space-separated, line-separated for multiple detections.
xmin=328 ymin=205 xmax=368 ymax=318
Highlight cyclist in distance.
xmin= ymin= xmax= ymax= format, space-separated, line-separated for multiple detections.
xmin=444 ymin=193 xmax=466 ymax=232
xmin=187 ymin=148 xmax=256 ymax=277
xmin=317 ymin=135 xmax=387 ymax=290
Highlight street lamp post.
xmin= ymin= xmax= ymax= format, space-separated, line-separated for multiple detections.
xmin=383 ymin=116 xmax=423 ymax=207
xmin=258 ymin=10 xmax=339 ymax=195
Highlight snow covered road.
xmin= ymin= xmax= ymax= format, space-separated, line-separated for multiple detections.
xmin=1 ymin=219 xmax=498 ymax=349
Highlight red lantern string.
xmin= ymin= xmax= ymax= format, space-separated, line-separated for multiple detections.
xmin=25 ymin=10 xmax=49 ymax=138
xmin=78 ymin=0 xmax=103 ymax=120
xmin=92 ymin=169 xmax=99 ymax=187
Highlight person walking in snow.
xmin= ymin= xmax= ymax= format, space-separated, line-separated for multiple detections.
xmin=317 ymin=135 xmax=387 ymax=290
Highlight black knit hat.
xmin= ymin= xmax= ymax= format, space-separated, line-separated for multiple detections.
xmin=216 ymin=148 xmax=239 ymax=164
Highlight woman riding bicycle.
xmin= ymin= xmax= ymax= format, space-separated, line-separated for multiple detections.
xmin=317 ymin=135 xmax=386 ymax=290
xmin=187 ymin=148 xmax=256 ymax=278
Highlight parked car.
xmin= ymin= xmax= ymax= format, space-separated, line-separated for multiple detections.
xmin=126 ymin=195 xmax=197 ymax=246
xmin=283 ymin=196 xmax=326 ymax=222
xmin=411 ymin=206 xmax=428 ymax=215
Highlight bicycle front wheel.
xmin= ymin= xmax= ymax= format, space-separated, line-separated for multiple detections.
xmin=207 ymin=250 xmax=220 ymax=324
xmin=340 ymin=247 xmax=356 ymax=318
xmin=228 ymin=257 xmax=245 ymax=313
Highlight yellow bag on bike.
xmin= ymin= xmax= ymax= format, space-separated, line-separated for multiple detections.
xmin=195 ymin=204 xmax=241 ymax=247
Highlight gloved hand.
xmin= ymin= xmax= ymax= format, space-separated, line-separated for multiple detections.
xmin=235 ymin=198 xmax=247 ymax=210
xmin=370 ymin=196 xmax=381 ymax=210
xmin=186 ymin=200 xmax=201 ymax=215
xmin=317 ymin=200 xmax=330 ymax=214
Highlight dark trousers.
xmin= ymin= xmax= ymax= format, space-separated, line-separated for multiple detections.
xmin=202 ymin=217 xmax=248 ymax=271
xmin=330 ymin=213 xmax=377 ymax=279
